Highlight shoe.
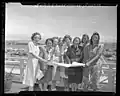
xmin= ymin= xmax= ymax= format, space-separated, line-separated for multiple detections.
xmin=93 ymin=87 xmax=99 ymax=91
xmin=60 ymin=74 xmax=68 ymax=79
xmin=29 ymin=87 xmax=34 ymax=91
xmin=39 ymin=84 xmax=43 ymax=91
xmin=64 ymin=88 xmax=69 ymax=91
xmin=83 ymin=87 xmax=88 ymax=91
xmin=63 ymin=75 xmax=68 ymax=79
xmin=44 ymin=89 xmax=48 ymax=91
xmin=51 ymin=88 xmax=57 ymax=91
xmin=47 ymin=85 xmax=51 ymax=89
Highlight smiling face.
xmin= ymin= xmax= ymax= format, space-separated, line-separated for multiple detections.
xmin=82 ymin=35 xmax=89 ymax=44
xmin=92 ymin=34 xmax=99 ymax=45
xmin=59 ymin=38 xmax=63 ymax=46
xmin=53 ymin=38 xmax=58 ymax=47
xmin=65 ymin=38 xmax=71 ymax=46
xmin=33 ymin=34 xmax=41 ymax=43
xmin=46 ymin=39 xmax=53 ymax=48
xmin=73 ymin=37 xmax=80 ymax=46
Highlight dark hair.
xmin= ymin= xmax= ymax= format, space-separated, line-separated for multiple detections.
xmin=63 ymin=35 xmax=72 ymax=43
xmin=31 ymin=32 xmax=41 ymax=41
xmin=52 ymin=37 xmax=59 ymax=41
xmin=73 ymin=37 xmax=81 ymax=44
xmin=45 ymin=38 xmax=53 ymax=45
xmin=82 ymin=34 xmax=89 ymax=43
xmin=58 ymin=37 xmax=63 ymax=42
xmin=90 ymin=32 xmax=100 ymax=45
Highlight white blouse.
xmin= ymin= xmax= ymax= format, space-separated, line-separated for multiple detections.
xmin=28 ymin=41 xmax=40 ymax=58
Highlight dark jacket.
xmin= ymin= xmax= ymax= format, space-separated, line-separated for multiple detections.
xmin=66 ymin=45 xmax=84 ymax=63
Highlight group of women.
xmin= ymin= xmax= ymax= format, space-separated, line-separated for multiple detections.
xmin=22 ymin=32 xmax=104 ymax=91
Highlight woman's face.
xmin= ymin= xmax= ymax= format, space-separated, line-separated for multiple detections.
xmin=33 ymin=34 xmax=41 ymax=43
xmin=65 ymin=38 xmax=71 ymax=46
xmin=73 ymin=38 xmax=80 ymax=46
xmin=82 ymin=35 xmax=89 ymax=44
xmin=53 ymin=39 xmax=58 ymax=46
xmin=92 ymin=34 xmax=99 ymax=45
xmin=59 ymin=38 xmax=63 ymax=46
xmin=46 ymin=40 xmax=53 ymax=48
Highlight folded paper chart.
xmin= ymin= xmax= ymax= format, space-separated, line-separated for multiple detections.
xmin=71 ymin=62 xmax=85 ymax=67
xmin=52 ymin=62 xmax=85 ymax=67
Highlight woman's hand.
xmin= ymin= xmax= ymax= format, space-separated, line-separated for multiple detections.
xmin=86 ymin=62 xmax=90 ymax=66
xmin=41 ymin=59 xmax=48 ymax=63
xmin=47 ymin=60 xmax=53 ymax=65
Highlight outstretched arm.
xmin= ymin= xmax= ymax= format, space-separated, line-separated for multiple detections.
xmin=28 ymin=42 xmax=48 ymax=63
xmin=86 ymin=44 xmax=104 ymax=66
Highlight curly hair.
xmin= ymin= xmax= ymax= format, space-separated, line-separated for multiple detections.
xmin=63 ymin=35 xmax=72 ymax=43
xmin=31 ymin=32 xmax=41 ymax=41
xmin=52 ymin=37 xmax=59 ymax=41
xmin=81 ymin=34 xmax=89 ymax=43
xmin=73 ymin=37 xmax=81 ymax=44
xmin=90 ymin=32 xmax=100 ymax=45
xmin=45 ymin=38 xmax=53 ymax=45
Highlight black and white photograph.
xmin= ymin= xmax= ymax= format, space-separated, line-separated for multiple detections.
xmin=5 ymin=3 xmax=116 ymax=93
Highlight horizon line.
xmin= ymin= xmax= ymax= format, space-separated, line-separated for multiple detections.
xmin=5 ymin=39 xmax=117 ymax=43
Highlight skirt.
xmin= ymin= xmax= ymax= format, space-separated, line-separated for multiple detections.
xmin=38 ymin=66 xmax=53 ymax=84
xmin=53 ymin=66 xmax=61 ymax=81
xmin=83 ymin=67 xmax=89 ymax=78
xmin=68 ymin=66 xmax=83 ymax=84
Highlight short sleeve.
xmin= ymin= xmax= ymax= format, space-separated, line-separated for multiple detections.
xmin=28 ymin=42 xmax=34 ymax=53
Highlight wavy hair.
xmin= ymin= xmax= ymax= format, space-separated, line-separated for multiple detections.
xmin=90 ymin=32 xmax=100 ymax=45
xmin=31 ymin=32 xmax=41 ymax=41
xmin=81 ymin=34 xmax=89 ymax=44
xmin=45 ymin=38 xmax=54 ymax=45
xmin=73 ymin=37 xmax=81 ymax=45
xmin=63 ymin=35 xmax=72 ymax=43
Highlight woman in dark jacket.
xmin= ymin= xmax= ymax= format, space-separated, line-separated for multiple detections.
xmin=66 ymin=37 xmax=84 ymax=91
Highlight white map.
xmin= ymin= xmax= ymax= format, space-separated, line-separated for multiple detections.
xmin=52 ymin=62 xmax=85 ymax=67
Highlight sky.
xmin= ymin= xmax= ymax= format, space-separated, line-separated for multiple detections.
xmin=5 ymin=3 xmax=117 ymax=42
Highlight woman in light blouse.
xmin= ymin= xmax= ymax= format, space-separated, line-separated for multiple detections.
xmin=84 ymin=32 xmax=104 ymax=91
xmin=50 ymin=37 xmax=61 ymax=91
xmin=62 ymin=35 xmax=72 ymax=91
xmin=37 ymin=38 xmax=55 ymax=91
xmin=23 ymin=32 xmax=48 ymax=91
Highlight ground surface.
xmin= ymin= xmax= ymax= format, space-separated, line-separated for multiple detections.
xmin=5 ymin=75 xmax=116 ymax=93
